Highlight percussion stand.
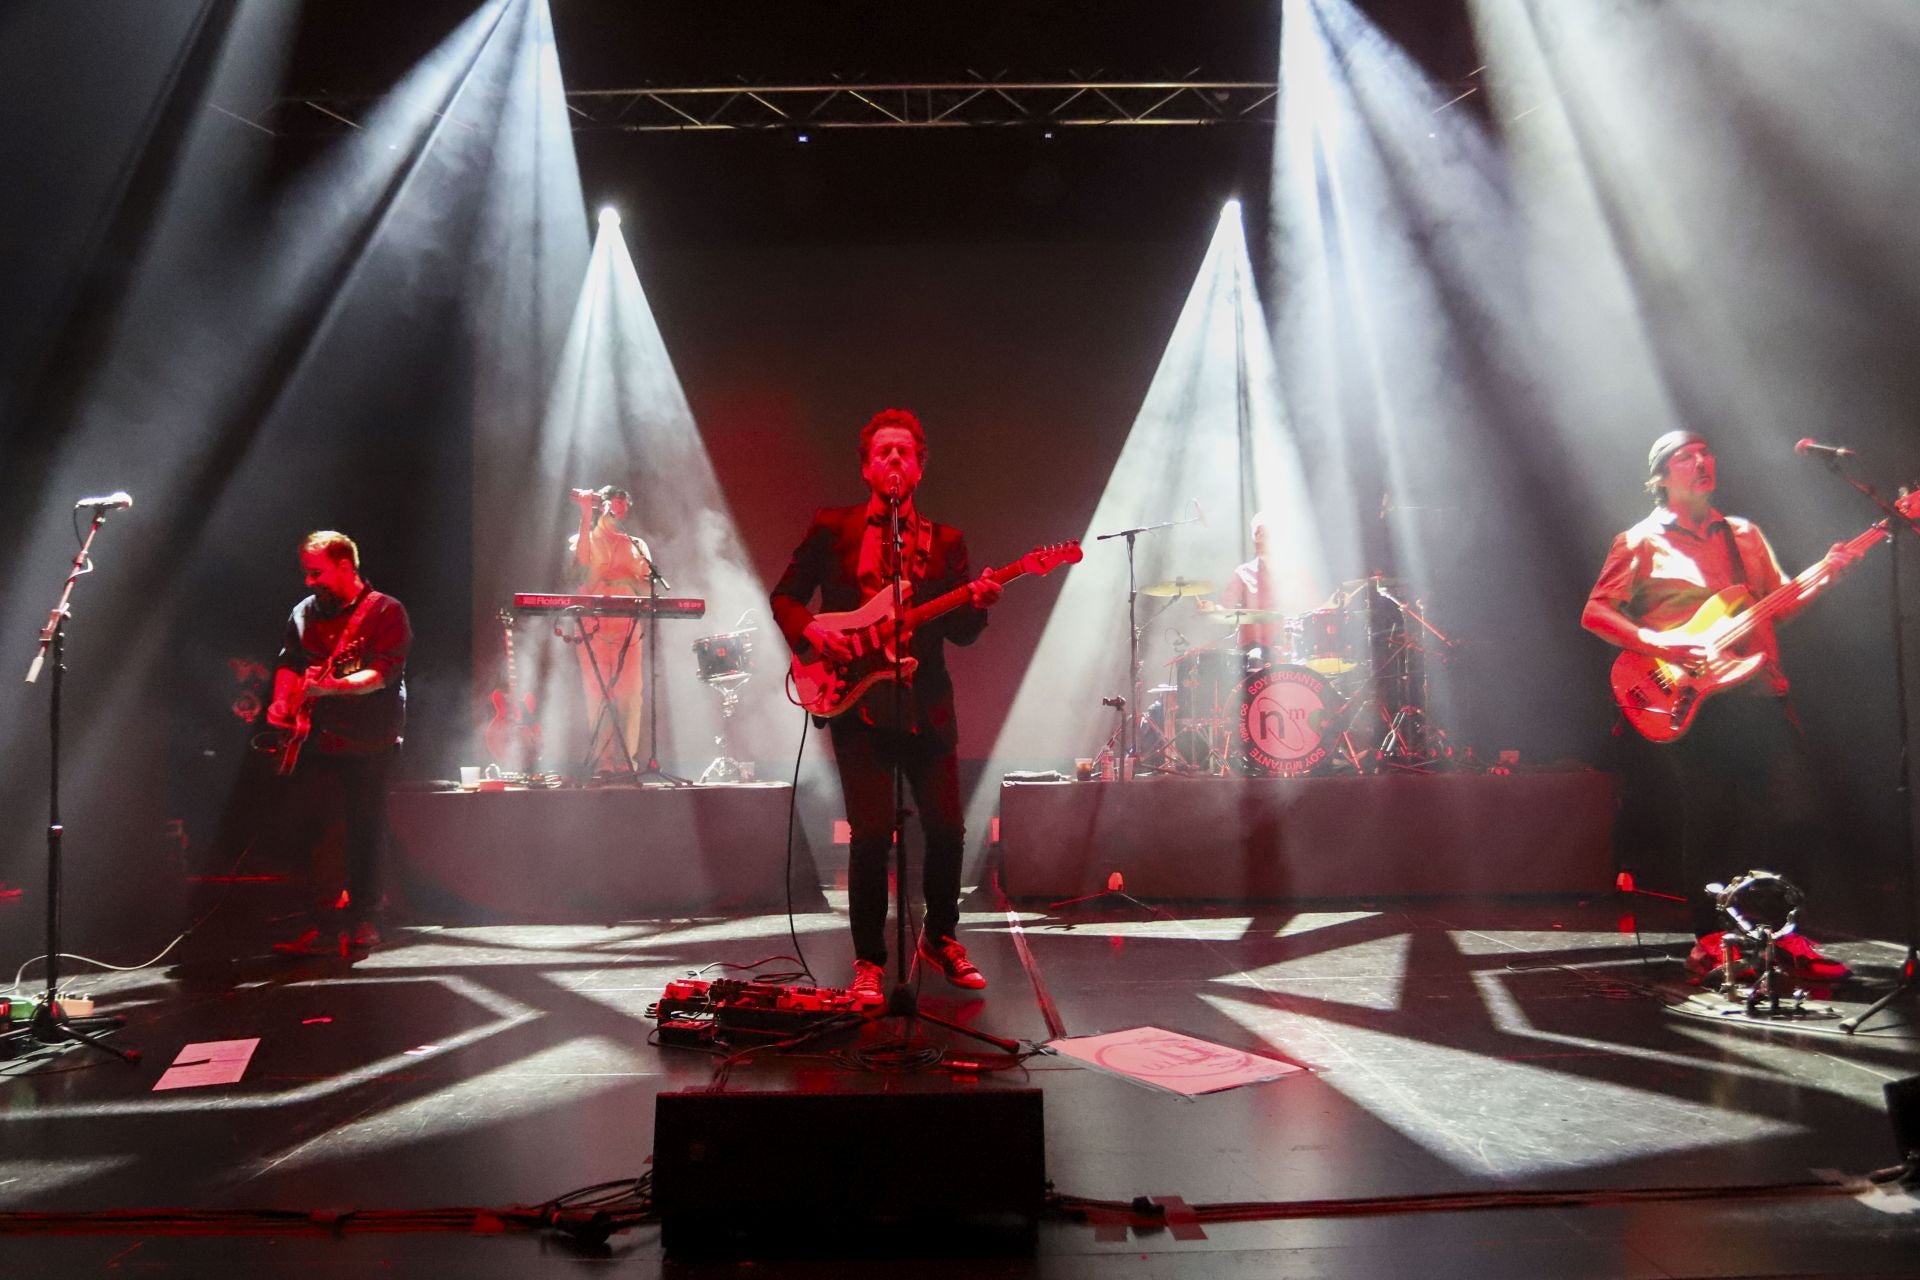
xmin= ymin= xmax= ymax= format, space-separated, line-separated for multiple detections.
xmin=1094 ymin=511 xmax=1199 ymax=782
xmin=3 ymin=508 xmax=138 ymax=1066
xmin=635 ymin=560 xmax=690 ymax=786
xmin=695 ymin=674 xmax=749 ymax=784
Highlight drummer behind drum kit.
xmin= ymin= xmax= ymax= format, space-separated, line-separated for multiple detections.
xmin=1133 ymin=575 xmax=1456 ymax=778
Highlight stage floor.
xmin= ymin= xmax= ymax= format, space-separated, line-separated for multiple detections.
xmin=3 ymin=893 xmax=1917 ymax=1276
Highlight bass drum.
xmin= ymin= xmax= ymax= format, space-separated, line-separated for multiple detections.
xmin=1234 ymin=664 xmax=1340 ymax=778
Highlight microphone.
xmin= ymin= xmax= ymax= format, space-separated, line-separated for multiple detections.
xmin=75 ymin=492 xmax=132 ymax=510
xmin=886 ymin=472 xmax=902 ymax=503
xmin=1795 ymin=438 xmax=1855 ymax=461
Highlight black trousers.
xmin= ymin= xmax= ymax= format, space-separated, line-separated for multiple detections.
xmin=1665 ymin=695 xmax=1820 ymax=938
xmin=828 ymin=719 xmax=966 ymax=966
xmin=300 ymin=747 xmax=396 ymax=929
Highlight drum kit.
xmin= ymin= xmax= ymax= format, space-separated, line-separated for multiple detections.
xmin=1132 ymin=574 xmax=1455 ymax=778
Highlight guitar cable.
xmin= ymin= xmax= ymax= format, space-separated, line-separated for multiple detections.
xmin=783 ymin=703 xmax=818 ymax=986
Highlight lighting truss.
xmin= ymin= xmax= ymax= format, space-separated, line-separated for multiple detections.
xmin=245 ymin=76 xmax=1280 ymax=136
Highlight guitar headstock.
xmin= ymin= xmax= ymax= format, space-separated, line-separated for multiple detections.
xmin=1020 ymin=541 xmax=1085 ymax=576
xmin=1898 ymin=488 xmax=1920 ymax=523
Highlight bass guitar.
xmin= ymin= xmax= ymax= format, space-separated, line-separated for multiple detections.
xmin=1612 ymin=493 xmax=1920 ymax=742
xmin=789 ymin=541 xmax=1082 ymax=719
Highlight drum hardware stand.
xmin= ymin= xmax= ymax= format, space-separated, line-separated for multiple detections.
xmin=1094 ymin=505 xmax=1203 ymax=783
xmin=636 ymin=560 xmax=691 ymax=786
xmin=3 ymin=504 xmax=139 ymax=1066
xmin=694 ymin=628 xmax=754 ymax=784
xmin=1815 ymin=463 xmax=1920 ymax=1036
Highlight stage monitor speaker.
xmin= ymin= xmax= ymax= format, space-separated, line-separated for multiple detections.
xmin=652 ymin=1087 xmax=1046 ymax=1258
xmin=1887 ymin=1073 xmax=1920 ymax=1165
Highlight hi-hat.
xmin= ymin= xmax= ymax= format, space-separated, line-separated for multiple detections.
xmin=1141 ymin=578 xmax=1216 ymax=598
xmin=1207 ymin=608 xmax=1285 ymax=625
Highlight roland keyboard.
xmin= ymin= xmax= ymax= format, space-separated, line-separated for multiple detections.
xmin=512 ymin=593 xmax=707 ymax=619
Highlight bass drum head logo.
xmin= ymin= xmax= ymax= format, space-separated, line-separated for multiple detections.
xmin=1236 ymin=665 xmax=1334 ymax=777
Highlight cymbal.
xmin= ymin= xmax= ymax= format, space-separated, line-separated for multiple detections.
xmin=1208 ymin=608 xmax=1285 ymax=625
xmin=1141 ymin=578 xmax=1216 ymax=598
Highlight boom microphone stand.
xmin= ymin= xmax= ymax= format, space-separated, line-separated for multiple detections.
xmin=3 ymin=502 xmax=139 ymax=1065
xmin=1816 ymin=459 xmax=1920 ymax=1035
xmin=1094 ymin=501 xmax=1203 ymax=783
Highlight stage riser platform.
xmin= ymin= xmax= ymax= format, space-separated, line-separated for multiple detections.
xmin=998 ymin=771 xmax=1615 ymax=900
xmin=388 ymin=784 xmax=821 ymax=921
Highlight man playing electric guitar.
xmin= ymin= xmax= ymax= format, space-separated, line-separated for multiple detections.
xmin=265 ymin=530 xmax=411 ymax=957
xmin=771 ymin=408 xmax=1003 ymax=1005
xmin=1582 ymin=432 xmax=1864 ymax=983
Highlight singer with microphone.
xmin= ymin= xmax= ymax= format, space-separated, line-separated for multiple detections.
xmin=567 ymin=484 xmax=652 ymax=777
xmin=770 ymin=408 xmax=1003 ymax=1005
xmin=1581 ymin=431 xmax=1863 ymax=984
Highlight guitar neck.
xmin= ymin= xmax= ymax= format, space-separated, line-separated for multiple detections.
xmin=1721 ymin=520 xmax=1887 ymax=645
xmin=904 ymin=561 xmax=1029 ymax=630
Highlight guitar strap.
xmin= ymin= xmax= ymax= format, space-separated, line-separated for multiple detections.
xmin=910 ymin=515 xmax=934 ymax=583
xmin=1713 ymin=519 xmax=1751 ymax=591
xmin=322 ymin=589 xmax=383 ymax=672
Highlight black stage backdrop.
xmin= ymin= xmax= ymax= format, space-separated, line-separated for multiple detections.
xmin=2 ymin=3 xmax=1917 ymax=966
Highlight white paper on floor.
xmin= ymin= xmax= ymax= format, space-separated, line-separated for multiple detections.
xmin=153 ymin=1038 xmax=261 ymax=1091
xmin=1047 ymin=1025 xmax=1305 ymax=1096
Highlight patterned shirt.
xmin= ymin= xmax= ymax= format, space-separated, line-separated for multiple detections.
xmin=1587 ymin=506 xmax=1788 ymax=695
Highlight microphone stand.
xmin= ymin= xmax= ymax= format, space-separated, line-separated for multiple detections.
xmin=885 ymin=485 xmax=915 ymax=1012
xmin=1816 ymin=460 xmax=1920 ymax=1035
xmin=3 ymin=507 xmax=139 ymax=1065
xmin=875 ymin=483 xmax=1015 ymax=1053
xmin=636 ymin=556 xmax=690 ymax=786
xmin=1094 ymin=507 xmax=1202 ymax=782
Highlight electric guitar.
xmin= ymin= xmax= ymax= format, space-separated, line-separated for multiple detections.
xmin=789 ymin=541 xmax=1082 ymax=719
xmin=269 ymin=638 xmax=365 ymax=775
xmin=1612 ymin=493 xmax=1920 ymax=742
xmin=484 ymin=608 xmax=541 ymax=772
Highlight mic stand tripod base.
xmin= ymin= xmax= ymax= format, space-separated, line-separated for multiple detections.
xmin=877 ymin=978 xmax=1023 ymax=1055
xmin=2 ymin=1003 xmax=138 ymax=1065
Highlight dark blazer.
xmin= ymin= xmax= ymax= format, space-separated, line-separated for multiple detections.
xmin=770 ymin=504 xmax=989 ymax=744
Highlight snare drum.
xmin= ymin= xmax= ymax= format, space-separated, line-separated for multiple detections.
xmin=692 ymin=630 xmax=755 ymax=685
xmin=1234 ymin=664 xmax=1339 ymax=778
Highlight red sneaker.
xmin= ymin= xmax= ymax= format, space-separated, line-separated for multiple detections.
xmin=918 ymin=936 xmax=987 ymax=990
xmin=849 ymin=960 xmax=886 ymax=1007
xmin=1774 ymin=933 xmax=1851 ymax=982
xmin=271 ymin=927 xmax=333 ymax=957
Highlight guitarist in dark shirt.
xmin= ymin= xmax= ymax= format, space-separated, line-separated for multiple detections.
xmin=266 ymin=530 xmax=411 ymax=957
xmin=771 ymin=409 xmax=1003 ymax=1004
xmin=1582 ymin=433 xmax=1856 ymax=983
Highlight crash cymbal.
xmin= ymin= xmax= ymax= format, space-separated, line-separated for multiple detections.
xmin=1207 ymin=608 xmax=1285 ymax=625
xmin=1141 ymin=577 xmax=1216 ymax=598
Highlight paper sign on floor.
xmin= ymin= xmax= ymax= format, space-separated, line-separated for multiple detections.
xmin=153 ymin=1038 xmax=260 ymax=1091
xmin=1047 ymin=1025 xmax=1304 ymax=1096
